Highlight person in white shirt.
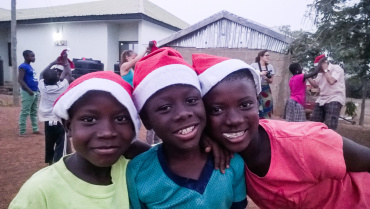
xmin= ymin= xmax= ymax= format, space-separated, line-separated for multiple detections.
xmin=38 ymin=60 xmax=72 ymax=165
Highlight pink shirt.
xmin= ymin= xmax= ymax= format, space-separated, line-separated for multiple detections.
xmin=289 ymin=74 xmax=306 ymax=106
xmin=314 ymin=63 xmax=346 ymax=105
xmin=246 ymin=120 xmax=370 ymax=209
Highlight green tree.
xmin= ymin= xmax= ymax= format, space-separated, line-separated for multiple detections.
xmin=290 ymin=0 xmax=369 ymax=125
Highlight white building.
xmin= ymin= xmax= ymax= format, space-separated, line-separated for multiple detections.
xmin=0 ymin=0 xmax=189 ymax=82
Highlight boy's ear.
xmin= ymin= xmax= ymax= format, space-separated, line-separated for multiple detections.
xmin=61 ymin=119 xmax=72 ymax=138
xmin=139 ymin=111 xmax=152 ymax=130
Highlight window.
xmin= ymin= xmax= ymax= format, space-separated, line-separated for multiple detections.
xmin=119 ymin=41 xmax=138 ymax=58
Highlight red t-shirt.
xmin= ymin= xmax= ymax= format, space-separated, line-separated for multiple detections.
xmin=246 ymin=120 xmax=370 ymax=209
xmin=289 ymin=74 xmax=306 ymax=106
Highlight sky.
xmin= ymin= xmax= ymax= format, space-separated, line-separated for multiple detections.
xmin=0 ymin=0 xmax=316 ymax=32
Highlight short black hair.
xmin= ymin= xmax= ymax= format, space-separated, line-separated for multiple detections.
xmin=22 ymin=50 xmax=33 ymax=58
xmin=205 ymin=68 xmax=257 ymax=97
xmin=43 ymin=69 xmax=59 ymax=85
xmin=289 ymin=63 xmax=302 ymax=75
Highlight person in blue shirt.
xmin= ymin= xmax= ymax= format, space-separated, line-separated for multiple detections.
xmin=127 ymin=47 xmax=247 ymax=209
xmin=18 ymin=50 xmax=42 ymax=136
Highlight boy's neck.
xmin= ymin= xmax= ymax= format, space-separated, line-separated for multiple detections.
xmin=64 ymin=153 xmax=113 ymax=185
xmin=239 ymin=126 xmax=271 ymax=177
xmin=162 ymin=143 xmax=208 ymax=180
xmin=24 ymin=60 xmax=31 ymax=64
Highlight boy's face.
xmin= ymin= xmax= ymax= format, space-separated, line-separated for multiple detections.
xmin=26 ymin=52 xmax=36 ymax=63
xmin=142 ymin=85 xmax=206 ymax=151
xmin=203 ymin=78 xmax=259 ymax=153
xmin=65 ymin=91 xmax=135 ymax=167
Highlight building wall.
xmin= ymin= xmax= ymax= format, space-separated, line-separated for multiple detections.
xmin=138 ymin=20 xmax=177 ymax=53
xmin=0 ymin=26 xmax=11 ymax=82
xmin=118 ymin=22 xmax=139 ymax=41
xmin=16 ymin=22 xmax=109 ymax=77
xmin=107 ymin=23 xmax=120 ymax=71
xmin=172 ymin=47 xmax=292 ymax=116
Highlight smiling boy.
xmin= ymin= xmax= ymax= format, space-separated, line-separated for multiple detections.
xmin=126 ymin=48 xmax=247 ymax=209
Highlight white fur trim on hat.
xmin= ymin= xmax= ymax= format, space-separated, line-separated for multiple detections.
xmin=199 ymin=59 xmax=261 ymax=96
xmin=53 ymin=78 xmax=140 ymax=136
xmin=133 ymin=64 xmax=201 ymax=112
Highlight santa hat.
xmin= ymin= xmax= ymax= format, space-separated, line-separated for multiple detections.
xmin=192 ymin=54 xmax=261 ymax=96
xmin=57 ymin=49 xmax=75 ymax=69
xmin=53 ymin=71 xmax=140 ymax=136
xmin=314 ymin=54 xmax=325 ymax=66
xmin=132 ymin=47 xmax=200 ymax=112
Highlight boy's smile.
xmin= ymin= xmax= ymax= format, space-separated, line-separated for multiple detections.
xmin=142 ymin=84 xmax=206 ymax=151
xmin=65 ymin=91 xmax=135 ymax=167
xmin=203 ymin=77 xmax=259 ymax=153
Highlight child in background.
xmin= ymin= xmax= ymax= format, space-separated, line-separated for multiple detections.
xmin=38 ymin=60 xmax=73 ymax=165
xmin=127 ymin=48 xmax=247 ymax=209
xmin=9 ymin=71 xmax=140 ymax=208
xmin=283 ymin=62 xmax=320 ymax=122
xmin=193 ymin=53 xmax=370 ymax=209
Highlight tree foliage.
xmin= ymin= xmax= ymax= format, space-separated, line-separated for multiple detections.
xmin=288 ymin=0 xmax=370 ymax=76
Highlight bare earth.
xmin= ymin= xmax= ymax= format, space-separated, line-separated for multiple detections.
xmin=1 ymin=95 xmax=369 ymax=209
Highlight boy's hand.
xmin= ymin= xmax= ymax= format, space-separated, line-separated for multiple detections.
xmin=200 ymin=133 xmax=234 ymax=174
xmin=28 ymin=91 xmax=34 ymax=96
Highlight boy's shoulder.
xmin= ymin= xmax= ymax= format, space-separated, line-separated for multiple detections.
xmin=18 ymin=63 xmax=30 ymax=69
xmin=128 ymin=144 xmax=159 ymax=168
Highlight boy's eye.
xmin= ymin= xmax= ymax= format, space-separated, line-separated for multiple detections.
xmin=115 ymin=115 xmax=129 ymax=123
xmin=209 ymin=106 xmax=223 ymax=114
xmin=158 ymin=105 xmax=171 ymax=112
xmin=240 ymin=102 xmax=252 ymax=109
xmin=187 ymin=97 xmax=198 ymax=104
xmin=82 ymin=117 xmax=96 ymax=123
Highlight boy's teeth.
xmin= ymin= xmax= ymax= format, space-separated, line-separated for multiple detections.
xmin=178 ymin=126 xmax=195 ymax=135
xmin=223 ymin=131 xmax=245 ymax=139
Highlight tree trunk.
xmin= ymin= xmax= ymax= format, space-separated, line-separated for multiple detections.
xmin=11 ymin=0 xmax=19 ymax=106
xmin=359 ymin=77 xmax=368 ymax=126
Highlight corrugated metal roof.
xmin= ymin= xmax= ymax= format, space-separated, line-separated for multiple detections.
xmin=0 ymin=0 xmax=189 ymax=30
xmin=159 ymin=11 xmax=293 ymax=53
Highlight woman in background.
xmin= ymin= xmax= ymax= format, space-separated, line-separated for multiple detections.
xmin=250 ymin=50 xmax=275 ymax=119
xmin=120 ymin=50 xmax=148 ymax=86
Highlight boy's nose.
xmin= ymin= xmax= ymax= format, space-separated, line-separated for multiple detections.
xmin=225 ymin=109 xmax=244 ymax=127
xmin=173 ymin=105 xmax=193 ymax=121
xmin=97 ymin=120 xmax=118 ymax=138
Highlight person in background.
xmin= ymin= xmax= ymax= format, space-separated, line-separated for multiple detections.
xmin=18 ymin=50 xmax=41 ymax=137
xmin=250 ymin=50 xmax=275 ymax=119
xmin=283 ymin=63 xmax=320 ymax=122
xmin=38 ymin=59 xmax=73 ymax=165
xmin=120 ymin=49 xmax=148 ymax=86
xmin=56 ymin=49 xmax=75 ymax=70
xmin=307 ymin=54 xmax=346 ymax=130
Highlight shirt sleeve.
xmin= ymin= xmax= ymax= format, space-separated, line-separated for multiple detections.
xmin=8 ymin=181 xmax=48 ymax=209
xmin=231 ymin=154 xmax=248 ymax=209
xmin=126 ymin=161 xmax=144 ymax=209
xmin=301 ymin=123 xmax=346 ymax=181
xmin=330 ymin=65 xmax=343 ymax=81
xmin=313 ymin=73 xmax=322 ymax=83
xmin=38 ymin=79 xmax=45 ymax=90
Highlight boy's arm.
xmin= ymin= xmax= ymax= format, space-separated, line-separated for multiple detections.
xmin=342 ymin=137 xmax=370 ymax=172
xmin=39 ymin=60 xmax=57 ymax=80
xmin=60 ymin=64 xmax=73 ymax=84
xmin=123 ymin=140 xmax=151 ymax=159
xmin=304 ymin=66 xmax=320 ymax=81
xmin=307 ymin=78 xmax=318 ymax=88
xmin=18 ymin=68 xmax=34 ymax=95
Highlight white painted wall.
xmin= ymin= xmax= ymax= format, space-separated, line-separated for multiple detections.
xmin=118 ymin=22 xmax=138 ymax=41
xmin=107 ymin=23 xmax=120 ymax=71
xmin=138 ymin=20 xmax=177 ymax=52
xmin=16 ymin=22 xmax=109 ymax=77
xmin=0 ymin=26 xmax=11 ymax=82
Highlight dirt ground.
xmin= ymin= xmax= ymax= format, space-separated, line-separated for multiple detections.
xmin=1 ymin=94 xmax=369 ymax=209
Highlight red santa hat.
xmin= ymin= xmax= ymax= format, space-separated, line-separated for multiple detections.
xmin=53 ymin=71 xmax=140 ymax=136
xmin=132 ymin=47 xmax=200 ymax=112
xmin=314 ymin=54 xmax=325 ymax=66
xmin=192 ymin=53 xmax=261 ymax=96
